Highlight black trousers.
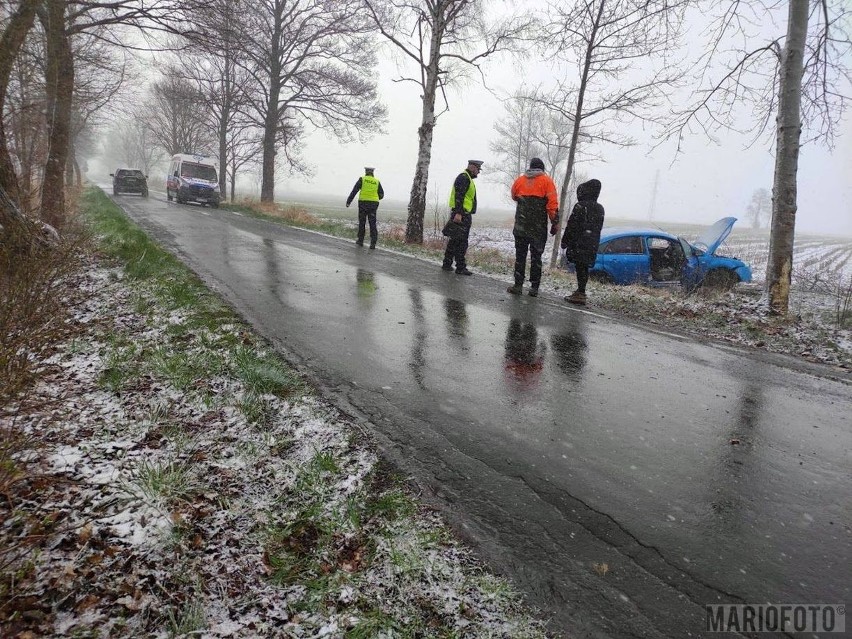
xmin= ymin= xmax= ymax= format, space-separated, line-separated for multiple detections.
xmin=442 ymin=214 xmax=472 ymax=270
xmin=575 ymin=262 xmax=590 ymax=293
xmin=357 ymin=201 xmax=379 ymax=246
xmin=513 ymin=236 xmax=544 ymax=288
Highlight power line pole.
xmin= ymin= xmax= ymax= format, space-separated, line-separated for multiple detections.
xmin=647 ymin=168 xmax=659 ymax=221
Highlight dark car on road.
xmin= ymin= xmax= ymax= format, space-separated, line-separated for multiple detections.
xmin=111 ymin=168 xmax=148 ymax=197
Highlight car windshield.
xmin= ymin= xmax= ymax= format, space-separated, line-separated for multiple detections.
xmin=118 ymin=170 xmax=144 ymax=178
xmin=181 ymin=162 xmax=217 ymax=181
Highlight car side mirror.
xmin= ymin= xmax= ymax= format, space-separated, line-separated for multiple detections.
xmin=173 ymin=172 xmax=178 ymax=177
xmin=109 ymin=173 xmax=114 ymax=177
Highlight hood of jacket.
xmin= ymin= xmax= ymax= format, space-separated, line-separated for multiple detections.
xmin=576 ymin=178 xmax=601 ymax=202
xmin=524 ymin=168 xmax=545 ymax=179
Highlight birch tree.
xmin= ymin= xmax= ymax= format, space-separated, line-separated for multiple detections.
xmin=664 ymin=0 xmax=851 ymax=314
xmin=362 ymin=0 xmax=532 ymax=244
xmin=537 ymin=0 xmax=688 ymax=267
xmin=236 ymin=0 xmax=385 ymax=203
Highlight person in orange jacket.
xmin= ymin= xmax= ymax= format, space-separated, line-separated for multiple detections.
xmin=506 ymin=158 xmax=559 ymax=297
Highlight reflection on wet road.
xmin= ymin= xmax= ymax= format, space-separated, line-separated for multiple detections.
xmin=114 ymin=192 xmax=851 ymax=638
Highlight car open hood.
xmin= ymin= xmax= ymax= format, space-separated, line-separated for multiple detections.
xmin=693 ymin=217 xmax=737 ymax=255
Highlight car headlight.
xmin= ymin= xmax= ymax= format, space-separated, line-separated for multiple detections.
xmin=213 ymin=185 xmax=220 ymax=192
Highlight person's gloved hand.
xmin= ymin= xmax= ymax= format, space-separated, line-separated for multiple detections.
xmin=550 ymin=223 xmax=558 ymax=236
xmin=452 ymin=210 xmax=463 ymax=223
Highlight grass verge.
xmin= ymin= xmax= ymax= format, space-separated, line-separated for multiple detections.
xmin=0 ymin=186 xmax=550 ymax=637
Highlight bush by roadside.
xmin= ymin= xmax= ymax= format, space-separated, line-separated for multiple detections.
xmin=0 ymin=188 xmax=550 ymax=638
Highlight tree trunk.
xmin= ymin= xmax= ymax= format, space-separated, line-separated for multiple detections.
xmin=260 ymin=106 xmax=277 ymax=202
xmin=404 ymin=26 xmax=442 ymax=244
xmin=0 ymin=0 xmax=38 ymax=221
xmin=219 ymin=117 xmax=228 ymax=200
xmin=65 ymin=143 xmax=75 ymax=186
xmin=218 ymin=56 xmax=230 ymax=199
xmin=41 ymin=0 xmax=74 ymax=228
xmin=260 ymin=14 xmax=282 ymax=204
xmin=765 ymin=0 xmax=807 ymax=315
xmin=549 ymin=1 xmax=602 ymax=268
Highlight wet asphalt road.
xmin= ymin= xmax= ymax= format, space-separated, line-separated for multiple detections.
xmin=110 ymin=190 xmax=851 ymax=638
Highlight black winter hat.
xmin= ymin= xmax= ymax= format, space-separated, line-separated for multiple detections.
xmin=529 ymin=157 xmax=545 ymax=171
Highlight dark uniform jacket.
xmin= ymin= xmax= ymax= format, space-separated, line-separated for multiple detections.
xmin=511 ymin=169 xmax=559 ymax=251
xmin=561 ymin=179 xmax=605 ymax=266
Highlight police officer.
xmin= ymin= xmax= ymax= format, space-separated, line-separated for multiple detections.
xmin=442 ymin=160 xmax=483 ymax=275
xmin=346 ymin=167 xmax=384 ymax=249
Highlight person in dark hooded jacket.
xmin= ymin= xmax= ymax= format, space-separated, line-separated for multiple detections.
xmin=561 ymin=178 xmax=605 ymax=305
xmin=507 ymin=158 xmax=559 ymax=297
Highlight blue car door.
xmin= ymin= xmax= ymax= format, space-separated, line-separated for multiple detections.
xmin=600 ymin=235 xmax=649 ymax=284
xmin=678 ymin=237 xmax=702 ymax=290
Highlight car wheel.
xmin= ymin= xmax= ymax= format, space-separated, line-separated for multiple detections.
xmin=702 ymin=269 xmax=738 ymax=291
xmin=211 ymin=201 xmax=219 ymax=209
xmin=113 ymin=188 xmax=119 ymax=195
xmin=142 ymin=189 xmax=148 ymax=198
xmin=176 ymin=189 xmax=186 ymax=204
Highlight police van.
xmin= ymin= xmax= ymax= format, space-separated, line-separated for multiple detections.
xmin=166 ymin=154 xmax=221 ymax=207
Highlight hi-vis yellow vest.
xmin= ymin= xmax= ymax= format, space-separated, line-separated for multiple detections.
xmin=359 ymin=175 xmax=381 ymax=202
xmin=448 ymin=170 xmax=476 ymax=212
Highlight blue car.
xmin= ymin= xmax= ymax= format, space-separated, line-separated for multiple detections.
xmin=578 ymin=217 xmax=752 ymax=290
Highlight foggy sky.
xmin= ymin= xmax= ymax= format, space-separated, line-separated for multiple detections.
xmin=279 ymin=35 xmax=852 ymax=237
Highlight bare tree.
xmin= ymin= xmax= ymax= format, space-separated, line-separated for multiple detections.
xmin=0 ymin=0 xmax=38 ymax=221
xmin=663 ymin=0 xmax=851 ymax=313
xmin=140 ymin=70 xmax=213 ymax=157
xmin=766 ymin=0 xmax=808 ymax=311
xmin=4 ymin=18 xmax=44 ymax=214
xmin=32 ymin=0 xmax=210 ymax=225
xmin=102 ymin=118 xmax=164 ymax=175
xmin=223 ymin=123 xmax=262 ymax=201
xmin=490 ymin=89 xmax=594 ymax=266
xmin=363 ymin=0 xmax=532 ymax=244
xmin=746 ymin=187 xmax=771 ymax=229
xmin=235 ymin=0 xmax=385 ymax=203
xmin=67 ymin=30 xmax=131 ymax=186
xmin=172 ymin=0 xmax=254 ymax=198
xmin=488 ymin=92 xmax=546 ymax=193
xmin=537 ymin=0 xmax=688 ymax=267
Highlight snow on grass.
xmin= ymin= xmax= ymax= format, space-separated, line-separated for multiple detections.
xmin=1 ymin=250 xmax=551 ymax=638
